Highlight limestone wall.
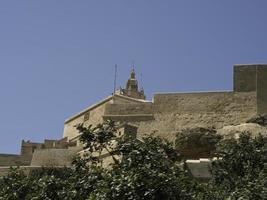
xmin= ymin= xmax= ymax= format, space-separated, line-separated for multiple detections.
xmin=63 ymin=95 xmax=146 ymax=141
xmin=63 ymin=100 xmax=111 ymax=140
xmin=153 ymin=91 xmax=256 ymax=113
xmin=104 ymin=103 xmax=153 ymax=116
xmin=64 ymin=91 xmax=257 ymax=147
xmin=234 ymin=65 xmax=257 ymax=92
xmin=112 ymin=95 xmax=143 ymax=104
xmin=233 ymin=64 xmax=267 ymax=114
xmin=256 ymin=66 xmax=267 ymax=114
xmin=135 ymin=91 xmax=257 ymax=141
xmin=30 ymin=148 xmax=80 ymax=166
xmin=0 ymin=154 xmax=29 ymax=166
xmin=77 ymin=91 xmax=257 ymax=143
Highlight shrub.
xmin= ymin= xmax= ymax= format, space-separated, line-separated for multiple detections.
xmin=175 ymin=127 xmax=222 ymax=158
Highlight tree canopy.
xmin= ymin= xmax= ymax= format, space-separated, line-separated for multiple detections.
xmin=0 ymin=120 xmax=266 ymax=199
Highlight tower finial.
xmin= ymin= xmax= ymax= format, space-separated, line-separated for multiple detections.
xmin=121 ymin=62 xmax=146 ymax=100
xmin=130 ymin=61 xmax=135 ymax=79
xmin=131 ymin=60 xmax=135 ymax=71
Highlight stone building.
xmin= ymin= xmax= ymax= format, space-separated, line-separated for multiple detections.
xmin=63 ymin=64 xmax=267 ymax=145
xmin=1 ymin=64 xmax=267 ymax=177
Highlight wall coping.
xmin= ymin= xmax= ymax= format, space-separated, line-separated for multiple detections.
xmin=65 ymin=94 xmax=151 ymax=124
xmin=154 ymin=90 xmax=233 ymax=96
xmin=234 ymin=64 xmax=267 ymax=67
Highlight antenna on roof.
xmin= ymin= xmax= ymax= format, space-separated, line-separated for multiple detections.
xmin=113 ymin=64 xmax=117 ymax=95
xmin=140 ymin=72 xmax=143 ymax=89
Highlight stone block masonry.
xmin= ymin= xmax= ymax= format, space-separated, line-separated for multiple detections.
xmin=63 ymin=64 xmax=266 ymax=143
xmin=136 ymin=91 xmax=256 ymax=142
xmin=234 ymin=64 xmax=267 ymax=114
xmin=1 ymin=63 xmax=267 ymax=179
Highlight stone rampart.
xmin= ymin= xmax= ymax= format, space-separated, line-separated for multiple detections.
xmin=153 ymin=91 xmax=256 ymax=114
xmin=63 ymin=100 xmax=109 ymax=140
xmin=234 ymin=64 xmax=267 ymax=114
xmin=0 ymin=154 xmax=29 ymax=166
xmin=63 ymin=95 xmax=149 ymax=141
xmin=256 ymin=66 xmax=267 ymax=114
xmin=63 ymin=64 xmax=266 ymax=147
xmin=135 ymin=91 xmax=257 ymax=141
xmin=104 ymin=103 xmax=153 ymax=115
xmin=30 ymin=148 xmax=80 ymax=166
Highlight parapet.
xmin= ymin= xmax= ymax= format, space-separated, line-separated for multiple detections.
xmin=234 ymin=64 xmax=267 ymax=114
xmin=234 ymin=64 xmax=267 ymax=92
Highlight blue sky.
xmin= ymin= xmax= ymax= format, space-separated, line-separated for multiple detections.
xmin=0 ymin=1 xmax=266 ymax=154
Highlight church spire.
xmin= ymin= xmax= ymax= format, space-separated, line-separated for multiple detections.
xmin=120 ymin=65 xmax=146 ymax=100
xmin=130 ymin=68 xmax=135 ymax=79
xmin=130 ymin=61 xmax=136 ymax=79
xmin=126 ymin=68 xmax=138 ymax=92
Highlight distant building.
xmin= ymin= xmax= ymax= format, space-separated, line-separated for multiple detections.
xmin=1 ymin=64 xmax=267 ymax=177
xmin=64 ymin=64 xmax=267 ymax=145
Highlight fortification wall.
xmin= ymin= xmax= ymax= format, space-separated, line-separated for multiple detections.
xmin=234 ymin=64 xmax=267 ymax=114
xmin=63 ymin=95 xmax=146 ymax=141
xmin=0 ymin=154 xmax=30 ymax=166
xmin=63 ymin=100 xmax=111 ymax=140
xmin=113 ymin=95 xmax=143 ymax=104
xmin=63 ymin=64 xmax=265 ymax=145
xmin=256 ymin=66 xmax=267 ymax=114
xmin=135 ymin=91 xmax=257 ymax=141
xmin=234 ymin=65 xmax=257 ymax=92
xmin=0 ymin=139 xmax=70 ymax=167
xmin=104 ymin=103 xmax=153 ymax=115
xmin=30 ymin=148 xmax=80 ymax=166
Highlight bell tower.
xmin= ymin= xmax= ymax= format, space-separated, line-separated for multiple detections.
xmin=120 ymin=68 xmax=145 ymax=100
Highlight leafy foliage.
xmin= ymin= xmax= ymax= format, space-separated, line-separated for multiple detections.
xmin=0 ymin=167 xmax=29 ymax=200
xmin=0 ymin=164 xmax=106 ymax=199
xmin=76 ymin=120 xmax=119 ymax=165
xmin=0 ymin=121 xmax=266 ymax=199
xmin=91 ymin=135 xmax=197 ymax=200
xmin=175 ymin=127 xmax=222 ymax=158
xmin=204 ymin=133 xmax=267 ymax=199
xmin=246 ymin=114 xmax=267 ymax=127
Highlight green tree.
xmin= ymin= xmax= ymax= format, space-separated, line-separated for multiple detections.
xmin=204 ymin=133 xmax=267 ymax=199
xmin=246 ymin=114 xmax=267 ymax=127
xmin=76 ymin=122 xmax=198 ymax=200
xmin=76 ymin=120 xmax=119 ymax=165
xmin=0 ymin=167 xmax=29 ymax=200
xmin=1 ymin=121 xmax=266 ymax=199
xmin=175 ymin=127 xmax=222 ymax=159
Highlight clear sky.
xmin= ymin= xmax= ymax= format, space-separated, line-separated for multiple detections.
xmin=0 ymin=1 xmax=266 ymax=154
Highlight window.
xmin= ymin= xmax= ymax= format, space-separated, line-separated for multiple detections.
xmin=84 ymin=112 xmax=90 ymax=122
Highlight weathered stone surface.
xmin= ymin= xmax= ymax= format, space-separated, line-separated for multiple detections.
xmin=185 ymin=159 xmax=212 ymax=181
xmin=2 ymin=64 xmax=267 ymax=175
xmin=136 ymin=91 xmax=256 ymax=143
xmin=31 ymin=147 xmax=81 ymax=167
xmin=234 ymin=65 xmax=257 ymax=92
xmin=234 ymin=64 xmax=267 ymax=114
xmin=63 ymin=65 xmax=267 ymax=145
xmin=246 ymin=114 xmax=267 ymax=127
xmin=175 ymin=127 xmax=220 ymax=159
xmin=0 ymin=154 xmax=28 ymax=166
xmin=217 ymin=123 xmax=267 ymax=139
xmin=256 ymin=66 xmax=267 ymax=114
